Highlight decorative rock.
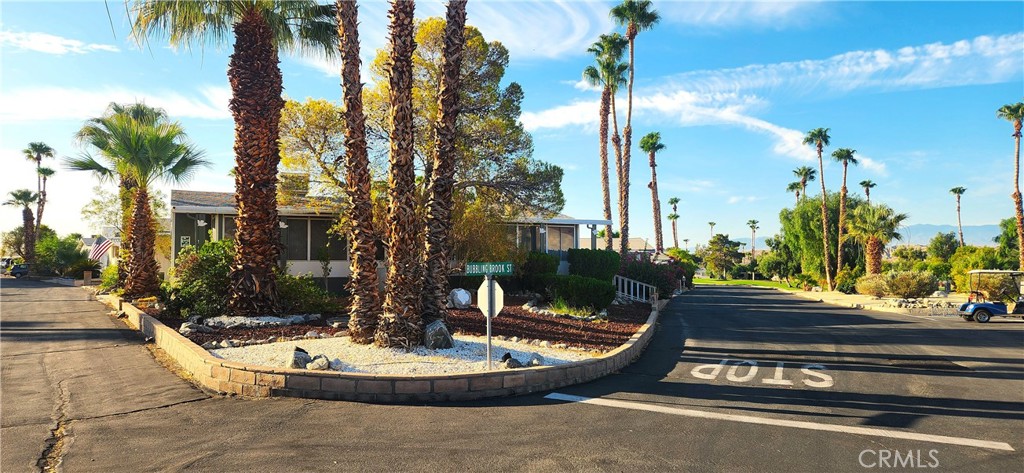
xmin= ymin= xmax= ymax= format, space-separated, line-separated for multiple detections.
xmin=528 ymin=353 xmax=545 ymax=366
xmin=219 ymin=340 xmax=232 ymax=349
xmin=178 ymin=322 xmax=215 ymax=336
xmin=503 ymin=358 xmax=524 ymax=369
xmin=227 ymin=339 xmax=241 ymax=347
xmin=449 ymin=288 xmax=472 ymax=309
xmin=553 ymin=343 xmax=568 ymax=349
xmin=334 ymin=332 xmax=346 ymax=337
xmin=187 ymin=315 xmax=203 ymax=324
xmin=326 ymin=318 xmax=347 ymax=329
xmin=540 ymin=340 xmax=552 ymax=348
xmin=304 ymin=331 xmax=320 ymax=338
xmin=423 ymin=319 xmax=455 ymax=349
xmin=510 ymin=336 xmax=520 ymax=343
xmin=201 ymin=341 xmax=216 ymax=349
xmin=306 ymin=354 xmax=330 ymax=371
xmin=289 ymin=347 xmax=313 ymax=369
xmin=267 ymin=336 xmax=278 ymax=343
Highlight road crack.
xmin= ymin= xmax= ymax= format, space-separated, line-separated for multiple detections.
xmin=37 ymin=379 xmax=72 ymax=473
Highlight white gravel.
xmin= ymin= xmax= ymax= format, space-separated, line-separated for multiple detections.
xmin=209 ymin=334 xmax=597 ymax=375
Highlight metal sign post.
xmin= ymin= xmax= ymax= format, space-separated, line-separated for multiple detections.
xmin=475 ymin=268 xmax=506 ymax=371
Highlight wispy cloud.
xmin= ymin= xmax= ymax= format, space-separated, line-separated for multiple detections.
xmin=0 ymin=30 xmax=119 ymax=55
xmin=660 ymin=1 xmax=820 ymax=29
xmin=857 ymin=155 xmax=888 ymax=177
xmin=0 ymin=85 xmax=231 ymax=122
xmin=727 ymin=195 xmax=764 ymax=204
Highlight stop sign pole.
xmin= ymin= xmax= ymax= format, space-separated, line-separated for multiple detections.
xmin=469 ymin=262 xmax=511 ymax=370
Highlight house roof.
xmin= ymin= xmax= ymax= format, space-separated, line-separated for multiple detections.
xmin=611 ymin=237 xmax=656 ymax=252
xmin=170 ymin=190 xmax=341 ymax=217
xmin=508 ymin=212 xmax=611 ymax=226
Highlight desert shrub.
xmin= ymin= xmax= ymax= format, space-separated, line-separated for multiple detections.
xmin=521 ymin=251 xmax=559 ymax=292
xmin=792 ymin=273 xmax=818 ymax=291
xmin=165 ymin=240 xmax=233 ymax=319
xmin=834 ymin=268 xmax=861 ymax=294
xmin=278 ymin=273 xmax=343 ymax=314
xmin=620 ymin=259 xmax=677 ymax=297
xmin=66 ymin=259 xmax=101 ymax=279
xmin=665 ymin=248 xmax=699 ymax=288
xmin=855 ymin=274 xmax=887 ymax=297
xmin=99 ymin=263 xmax=119 ymax=291
xmin=884 ymin=270 xmax=937 ymax=299
xmin=550 ymin=275 xmax=615 ymax=310
xmin=567 ymin=249 xmax=620 ymax=282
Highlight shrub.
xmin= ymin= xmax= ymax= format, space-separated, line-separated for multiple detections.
xmin=884 ymin=270 xmax=937 ymax=299
xmin=567 ymin=249 xmax=620 ymax=282
xmin=834 ymin=268 xmax=861 ymax=294
xmin=550 ymin=275 xmax=615 ymax=310
xmin=793 ymin=273 xmax=818 ymax=291
xmin=855 ymin=274 xmax=887 ymax=297
xmin=523 ymin=251 xmax=559 ymax=274
xmin=975 ymin=274 xmax=1020 ymax=303
xmin=99 ymin=263 xmax=119 ymax=292
xmin=620 ymin=259 xmax=677 ymax=297
xmin=278 ymin=273 xmax=344 ymax=314
xmin=165 ymin=240 xmax=234 ymax=319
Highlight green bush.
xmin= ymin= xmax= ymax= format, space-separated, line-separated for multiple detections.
xmin=792 ymin=273 xmax=818 ymax=291
xmin=99 ymin=263 xmax=119 ymax=292
xmin=567 ymin=249 xmax=620 ymax=282
xmin=834 ymin=268 xmax=861 ymax=294
xmin=35 ymin=233 xmax=97 ymax=277
xmin=166 ymin=240 xmax=234 ymax=319
xmin=855 ymin=274 xmax=887 ymax=297
xmin=278 ymin=273 xmax=344 ymax=314
xmin=620 ymin=259 xmax=677 ymax=297
xmin=523 ymin=251 xmax=559 ymax=274
xmin=884 ymin=270 xmax=937 ymax=299
xmin=550 ymin=275 xmax=615 ymax=310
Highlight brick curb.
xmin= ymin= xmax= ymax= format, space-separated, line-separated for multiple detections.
xmin=97 ymin=294 xmax=663 ymax=403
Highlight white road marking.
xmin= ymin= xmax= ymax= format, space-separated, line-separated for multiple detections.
xmin=544 ymin=393 xmax=1015 ymax=452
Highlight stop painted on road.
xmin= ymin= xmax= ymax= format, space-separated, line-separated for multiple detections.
xmin=691 ymin=359 xmax=834 ymax=388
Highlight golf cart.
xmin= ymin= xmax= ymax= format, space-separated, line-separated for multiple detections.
xmin=958 ymin=270 xmax=1024 ymax=323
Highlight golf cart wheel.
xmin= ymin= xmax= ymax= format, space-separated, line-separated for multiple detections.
xmin=974 ymin=310 xmax=991 ymax=323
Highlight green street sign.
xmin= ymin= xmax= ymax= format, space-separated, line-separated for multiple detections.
xmin=465 ymin=261 xmax=514 ymax=276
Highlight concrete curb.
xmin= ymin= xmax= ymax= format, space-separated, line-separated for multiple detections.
xmin=775 ymin=287 xmax=965 ymax=317
xmin=97 ymin=294 xmax=663 ymax=403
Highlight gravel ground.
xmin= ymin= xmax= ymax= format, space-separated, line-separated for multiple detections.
xmin=209 ymin=334 xmax=597 ymax=375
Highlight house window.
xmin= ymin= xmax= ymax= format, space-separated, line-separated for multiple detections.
xmin=546 ymin=226 xmax=575 ymax=261
xmin=518 ymin=226 xmax=538 ymax=252
xmin=310 ymin=219 xmax=346 ymax=260
xmin=222 ymin=216 xmax=236 ymax=240
xmin=283 ymin=218 xmax=309 ymax=260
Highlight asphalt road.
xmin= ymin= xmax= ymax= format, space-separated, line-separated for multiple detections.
xmin=2 ymin=280 xmax=1022 ymax=472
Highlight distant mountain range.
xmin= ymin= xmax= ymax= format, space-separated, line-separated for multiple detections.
xmin=730 ymin=224 xmax=1001 ymax=250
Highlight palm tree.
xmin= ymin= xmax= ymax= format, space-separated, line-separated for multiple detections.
xmin=23 ymin=142 xmax=55 ymax=243
xmin=134 ymin=1 xmax=337 ymax=316
xmin=610 ymin=0 xmax=660 ymax=257
xmin=422 ymin=0 xmax=469 ymax=326
xmin=71 ymin=102 xmax=168 ymax=287
xmin=338 ymin=0 xmax=379 ymax=344
xmin=747 ymin=219 xmax=759 ymax=262
xmin=832 ymin=147 xmax=858 ymax=273
xmin=584 ymin=33 xmax=628 ymax=251
xmin=803 ymin=127 xmax=833 ymax=290
xmin=667 ymin=196 xmax=680 ymax=248
xmin=639 ymin=131 xmax=666 ymax=252
xmin=860 ymin=180 xmax=876 ymax=204
xmin=69 ymin=111 xmax=208 ymax=298
xmin=4 ymin=190 xmax=38 ymax=266
xmin=996 ymin=101 xmax=1024 ymax=269
xmin=376 ymin=0 xmax=421 ymax=349
xmin=708 ymin=221 xmax=716 ymax=238
xmin=847 ymin=204 xmax=907 ymax=275
xmin=793 ymin=166 xmax=816 ymax=198
xmin=950 ymin=186 xmax=967 ymax=247
xmin=786 ymin=181 xmax=802 ymax=205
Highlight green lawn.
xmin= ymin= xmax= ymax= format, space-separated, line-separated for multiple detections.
xmin=692 ymin=277 xmax=801 ymax=291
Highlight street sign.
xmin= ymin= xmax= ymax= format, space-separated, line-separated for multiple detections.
xmin=477 ymin=278 xmax=504 ymax=318
xmin=465 ymin=261 xmax=514 ymax=276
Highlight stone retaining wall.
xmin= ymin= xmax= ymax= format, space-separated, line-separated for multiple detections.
xmin=100 ymin=295 xmax=662 ymax=403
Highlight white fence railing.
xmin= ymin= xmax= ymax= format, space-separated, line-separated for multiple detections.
xmin=613 ymin=275 xmax=658 ymax=303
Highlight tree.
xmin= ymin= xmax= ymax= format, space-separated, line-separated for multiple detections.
xmin=376 ymin=0 xmax=421 ymax=349
xmin=422 ymin=0 xmax=469 ymax=325
xmin=793 ymin=166 xmax=816 ymax=198
xmin=81 ymin=186 xmax=168 ymax=234
xmin=708 ymin=221 xmax=716 ymax=238
xmin=779 ymin=191 xmax=866 ymax=281
xmin=860 ymin=180 xmax=876 ymax=204
xmin=667 ymin=197 xmax=680 ymax=248
xmin=639 ymin=131 xmax=666 ymax=252
xmin=949 ymin=186 xmax=967 ymax=247
xmin=846 ymin=203 xmax=907 ymax=275
xmin=610 ymin=0 xmax=659 ymax=257
xmin=134 ymin=0 xmax=337 ymax=315
xmin=996 ymin=101 xmax=1024 ymax=270
xmin=4 ymin=190 xmax=38 ymax=265
xmin=747 ymin=219 xmax=759 ymax=262
xmin=35 ymin=232 xmax=98 ymax=277
xmin=786 ymin=181 xmax=802 ymax=205
xmin=279 ymin=98 xmax=346 ymax=199
xmin=583 ymin=33 xmax=628 ymax=251
xmin=803 ymin=127 xmax=834 ymax=289
xmin=697 ymin=234 xmax=742 ymax=279
xmin=831 ymin=147 xmax=857 ymax=273
xmin=927 ymin=232 xmax=960 ymax=262
xmin=994 ymin=217 xmax=1019 ymax=266
xmin=24 ymin=142 xmax=56 ymax=243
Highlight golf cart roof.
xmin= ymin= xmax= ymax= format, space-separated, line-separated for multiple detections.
xmin=967 ymin=270 xmax=1024 ymax=275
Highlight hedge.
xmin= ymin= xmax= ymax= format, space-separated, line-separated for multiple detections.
xmin=551 ymin=275 xmax=615 ymax=310
xmin=567 ymin=249 xmax=620 ymax=282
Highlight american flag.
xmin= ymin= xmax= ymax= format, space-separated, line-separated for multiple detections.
xmin=88 ymin=236 xmax=113 ymax=261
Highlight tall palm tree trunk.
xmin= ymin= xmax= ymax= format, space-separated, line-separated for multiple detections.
xmin=817 ymin=145 xmax=833 ymax=289
xmin=598 ymin=87 xmax=613 ymax=250
xmin=36 ymin=175 xmax=47 ymax=244
xmin=956 ymin=195 xmax=965 ymax=247
xmin=22 ymin=208 xmax=35 ymax=265
xmin=377 ymin=0 xmax=422 ymax=349
xmin=117 ymin=177 xmax=137 ymax=288
xmin=1014 ymin=126 xmax=1024 ymax=270
xmin=836 ymin=163 xmax=848 ymax=274
xmin=123 ymin=187 xmax=160 ymax=299
xmin=866 ymin=237 xmax=882 ymax=275
xmin=339 ymin=0 xmax=380 ymax=344
xmin=618 ymin=33 xmax=636 ymax=257
xmin=226 ymin=7 xmax=284 ymax=316
xmin=671 ymin=219 xmax=678 ymax=249
xmin=422 ymin=0 xmax=468 ymax=324
xmin=648 ymin=152 xmax=663 ymax=252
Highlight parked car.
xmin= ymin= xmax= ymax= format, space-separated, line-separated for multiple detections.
xmin=9 ymin=263 xmax=30 ymax=278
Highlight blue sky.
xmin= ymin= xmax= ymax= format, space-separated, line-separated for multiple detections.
xmin=1 ymin=1 xmax=1022 ymax=249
